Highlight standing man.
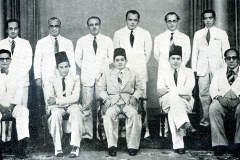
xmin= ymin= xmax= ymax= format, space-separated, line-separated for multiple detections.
xmin=0 ymin=19 xmax=32 ymax=107
xmin=113 ymin=10 xmax=152 ymax=139
xmin=75 ymin=16 xmax=114 ymax=142
xmin=34 ymin=17 xmax=76 ymax=100
xmin=157 ymin=45 xmax=195 ymax=154
xmin=192 ymin=9 xmax=230 ymax=128
xmin=154 ymin=12 xmax=190 ymax=70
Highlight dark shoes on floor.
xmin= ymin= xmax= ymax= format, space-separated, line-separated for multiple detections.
xmin=108 ymin=146 xmax=117 ymax=157
xmin=16 ymin=137 xmax=28 ymax=159
xmin=174 ymin=148 xmax=185 ymax=154
xmin=213 ymin=146 xmax=227 ymax=156
xmin=128 ymin=148 xmax=138 ymax=156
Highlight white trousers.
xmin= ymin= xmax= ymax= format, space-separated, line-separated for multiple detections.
xmin=160 ymin=92 xmax=193 ymax=149
xmin=48 ymin=104 xmax=84 ymax=151
xmin=103 ymin=104 xmax=142 ymax=149
xmin=0 ymin=105 xmax=29 ymax=141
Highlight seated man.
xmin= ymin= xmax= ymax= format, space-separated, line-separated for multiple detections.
xmin=0 ymin=49 xmax=29 ymax=159
xmin=209 ymin=48 xmax=240 ymax=157
xmin=45 ymin=51 xmax=84 ymax=158
xmin=157 ymin=45 xmax=195 ymax=154
xmin=99 ymin=48 xmax=144 ymax=157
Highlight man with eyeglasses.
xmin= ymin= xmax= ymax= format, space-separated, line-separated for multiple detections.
xmin=0 ymin=49 xmax=30 ymax=159
xmin=0 ymin=19 xmax=32 ymax=107
xmin=154 ymin=12 xmax=190 ymax=70
xmin=75 ymin=16 xmax=114 ymax=144
xmin=34 ymin=17 xmax=76 ymax=103
xmin=192 ymin=9 xmax=230 ymax=129
xmin=113 ymin=10 xmax=152 ymax=140
xmin=209 ymin=48 xmax=240 ymax=157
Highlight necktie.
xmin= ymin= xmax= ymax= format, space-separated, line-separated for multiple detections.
xmin=169 ymin=33 xmax=175 ymax=51
xmin=1 ymin=69 xmax=8 ymax=75
xmin=206 ymin=29 xmax=210 ymax=45
xmin=93 ymin=37 xmax=97 ymax=54
xmin=118 ymin=71 xmax=123 ymax=87
xmin=174 ymin=69 xmax=178 ymax=86
xmin=62 ymin=78 xmax=66 ymax=97
xmin=130 ymin=30 xmax=134 ymax=47
xmin=227 ymin=70 xmax=235 ymax=85
xmin=54 ymin=37 xmax=59 ymax=53
xmin=11 ymin=40 xmax=15 ymax=55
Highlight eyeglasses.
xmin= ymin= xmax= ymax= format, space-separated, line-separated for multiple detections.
xmin=167 ymin=20 xmax=178 ymax=24
xmin=49 ymin=25 xmax=60 ymax=28
xmin=225 ymin=56 xmax=238 ymax=61
xmin=0 ymin=58 xmax=11 ymax=62
xmin=203 ymin=16 xmax=214 ymax=20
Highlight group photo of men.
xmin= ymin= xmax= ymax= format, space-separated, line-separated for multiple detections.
xmin=0 ymin=0 xmax=239 ymax=159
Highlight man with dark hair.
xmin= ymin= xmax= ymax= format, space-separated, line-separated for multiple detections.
xmin=34 ymin=17 xmax=76 ymax=98
xmin=154 ymin=12 xmax=190 ymax=71
xmin=157 ymin=45 xmax=195 ymax=154
xmin=75 ymin=16 xmax=114 ymax=142
xmin=209 ymin=48 xmax=240 ymax=157
xmin=113 ymin=10 xmax=152 ymax=139
xmin=45 ymin=51 xmax=83 ymax=158
xmin=0 ymin=49 xmax=29 ymax=159
xmin=99 ymin=48 xmax=144 ymax=157
xmin=192 ymin=9 xmax=230 ymax=128
xmin=0 ymin=18 xmax=32 ymax=107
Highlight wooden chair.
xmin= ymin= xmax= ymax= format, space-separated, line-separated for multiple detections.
xmin=97 ymin=97 xmax=147 ymax=141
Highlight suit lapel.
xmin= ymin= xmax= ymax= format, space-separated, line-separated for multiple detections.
xmin=121 ymin=68 xmax=131 ymax=91
xmin=110 ymin=69 xmax=119 ymax=91
xmin=65 ymin=75 xmax=74 ymax=96
xmin=177 ymin=67 xmax=186 ymax=86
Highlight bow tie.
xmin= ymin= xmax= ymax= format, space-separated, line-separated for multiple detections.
xmin=1 ymin=69 xmax=8 ymax=75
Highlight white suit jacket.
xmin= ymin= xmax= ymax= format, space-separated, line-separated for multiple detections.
xmin=45 ymin=71 xmax=80 ymax=112
xmin=154 ymin=30 xmax=190 ymax=69
xmin=192 ymin=26 xmax=230 ymax=76
xmin=113 ymin=26 xmax=152 ymax=83
xmin=75 ymin=33 xmax=114 ymax=87
xmin=0 ymin=37 xmax=32 ymax=87
xmin=210 ymin=66 xmax=240 ymax=99
xmin=99 ymin=68 xmax=144 ymax=105
xmin=34 ymin=35 xmax=76 ymax=84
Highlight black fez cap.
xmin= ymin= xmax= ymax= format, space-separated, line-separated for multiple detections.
xmin=113 ymin=48 xmax=127 ymax=60
xmin=55 ymin=51 xmax=70 ymax=66
xmin=169 ymin=45 xmax=182 ymax=58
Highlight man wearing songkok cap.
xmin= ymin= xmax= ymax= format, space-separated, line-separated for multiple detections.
xmin=157 ymin=45 xmax=195 ymax=154
xmin=0 ymin=49 xmax=29 ymax=159
xmin=45 ymin=51 xmax=84 ymax=158
xmin=98 ymin=48 xmax=144 ymax=157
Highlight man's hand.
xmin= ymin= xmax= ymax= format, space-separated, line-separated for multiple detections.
xmin=157 ymin=88 xmax=169 ymax=98
xmin=47 ymin=96 xmax=56 ymax=105
xmin=0 ymin=107 xmax=12 ymax=119
xmin=128 ymin=96 xmax=137 ymax=107
xmin=35 ymin=78 xmax=42 ymax=87
xmin=102 ymin=99 xmax=112 ymax=115
xmin=180 ymin=95 xmax=191 ymax=101
xmin=217 ymin=96 xmax=229 ymax=108
xmin=228 ymin=98 xmax=240 ymax=111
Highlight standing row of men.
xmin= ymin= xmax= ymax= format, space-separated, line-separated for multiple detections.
xmin=0 ymin=8 xmax=237 ymax=158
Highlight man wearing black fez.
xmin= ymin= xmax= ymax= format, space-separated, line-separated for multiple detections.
xmin=157 ymin=45 xmax=195 ymax=154
xmin=98 ymin=48 xmax=144 ymax=157
xmin=45 ymin=51 xmax=84 ymax=158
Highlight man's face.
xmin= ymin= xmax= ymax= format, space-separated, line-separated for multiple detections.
xmin=225 ymin=51 xmax=239 ymax=70
xmin=0 ymin=53 xmax=11 ymax=70
xmin=126 ymin=13 xmax=139 ymax=30
xmin=114 ymin=56 xmax=127 ymax=70
xmin=57 ymin=62 xmax=70 ymax=77
xmin=203 ymin=13 xmax=215 ymax=29
xmin=169 ymin=55 xmax=182 ymax=69
xmin=88 ymin=18 xmax=100 ymax=36
xmin=49 ymin=19 xmax=61 ymax=37
xmin=7 ymin=22 xmax=19 ymax=39
xmin=166 ymin=14 xmax=178 ymax=32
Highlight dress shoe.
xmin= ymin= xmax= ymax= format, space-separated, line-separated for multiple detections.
xmin=128 ymin=148 xmax=138 ymax=156
xmin=213 ymin=146 xmax=227 ymax=156
xmin=55 ymin=150 xmax=63 ymax=157
xmin=70 ymin=146 xmax=79 ymax=158
xmin=174 ymin=148 xmax=185 ymax=154
xmin=16 ymin=138 xmax=28 ymax=159
xmin=108 ymin=146 xmax=117 ymax=157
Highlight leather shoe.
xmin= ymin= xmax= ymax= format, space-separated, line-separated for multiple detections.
xmin=55 ymin=150 xmax=63 ymax=157
xmin=70 ymin=146 xmax=79 ymax=158
xmin=128 ymin=148 xmax=138 ymax=156
xmin=108 ymin=146 xmax=117 ymax=157
xmin=174 ymin=148 xmax=185 ymax=154
xmin=213 ymin=146 xmax=227 ymax=156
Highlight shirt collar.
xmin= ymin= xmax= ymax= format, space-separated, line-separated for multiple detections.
xmin=116 ymin=68 xmax=125 ymax=74
xmin=127 ymin=26 xmax=138 ymax=33
xmin=227 ymin=65 xmax=239 ymax=74
xmin=50 ymin=35 xmax=60 ymax=42
xmin=89 ymin=33 xmax=101 ymax=39
xmin=166 ymin=29 xmax=179 ymax=34
xmin=8 ymin=36 xmax=19 ymax=43
xmin=204 ymin=26 xmax=216 ymax=31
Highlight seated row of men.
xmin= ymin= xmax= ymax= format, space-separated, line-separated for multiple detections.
xmin=0 ymin=45 xmax=240 ymax=158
